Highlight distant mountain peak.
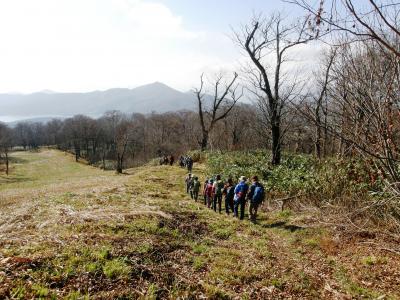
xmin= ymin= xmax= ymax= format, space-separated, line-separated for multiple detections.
xmin=139 ymin=81 xmax=174 ymax=89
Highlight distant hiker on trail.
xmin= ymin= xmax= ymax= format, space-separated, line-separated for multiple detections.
xmin=179 ymin=156 xmax=185 ymax=167
xmin=223 ymin=178 xmax=235 ymax=215
xmin=160 ymin=155 xmax=168 ymax=165
xmin=205 ymin=179 xmax=214 ymax=208
xmin=192 ymin=176 xmax=201 ymax=201
xmin=203 ymin=178 xmax=209 ymax=205
xmin=213 ymin=174 xmax=224 ymax=213
xmin=169 ymin=155 xmax=175 ymax=166
xmin=187 ymin=157 xmax=193 ymax=173
xmin=185 ymin=173 xmax=192 ymax=194
xmin=247 ymin=176 xmax=265 ymax=223
xmin=233 ymin=176 xmax=249 ymax=220
xmin=189 ymin=175 xmax=195 ymax=199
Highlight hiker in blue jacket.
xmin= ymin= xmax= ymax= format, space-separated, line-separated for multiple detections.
xmin=233 ymin=176 xmax=249 ymax=220
xmin=247 ymin=176 xmax=265 ymax=223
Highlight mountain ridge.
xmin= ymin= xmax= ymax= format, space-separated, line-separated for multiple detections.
xmin=0 ymin=82 xmax=197 ymax=122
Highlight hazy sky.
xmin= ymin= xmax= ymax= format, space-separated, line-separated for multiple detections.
xmin=0 ymin=0 xmax=307 ymax=93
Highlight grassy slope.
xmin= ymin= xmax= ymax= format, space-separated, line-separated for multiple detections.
xmin=0 ymin=150 xmax=399 ymax=299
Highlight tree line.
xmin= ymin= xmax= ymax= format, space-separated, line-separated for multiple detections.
xmin=1 ymin=0 xmax=400 ymax=195
xmin=0 ymin=107 xmax=262 ymax=173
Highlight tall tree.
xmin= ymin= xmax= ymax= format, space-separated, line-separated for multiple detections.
xmin=234 ymin=13 xmax=313 ymax=165
xmin=194 ymin=72 xmax=242 ymax=151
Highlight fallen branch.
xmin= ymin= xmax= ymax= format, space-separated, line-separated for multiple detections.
xmin=359 ymin=241 xmax=400 ymax=256
xmin=272 ymin=194 xmax=307 ymax=211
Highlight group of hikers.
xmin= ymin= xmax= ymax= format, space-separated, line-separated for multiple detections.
xmin=185 ymin=173 xmax=265 ymax=223
xmin=179 ymin=155 xmax=193 ymax=173
xmin=159 ymin=154 xmax=193 ymax=172
xmin=159 ymin=155 xmax=175 ymax=166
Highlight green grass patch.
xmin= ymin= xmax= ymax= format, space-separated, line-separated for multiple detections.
xmin=192 ymin=243 xmax=209 ymax=254
xmin=192 ymin=257 xmax=207 ymax=271
xmin=102 ymin=259 xmax=131 ymax=280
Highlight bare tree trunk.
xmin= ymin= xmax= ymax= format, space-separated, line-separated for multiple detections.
xmin=271 ymin=119 xmax=281 ymax=165
xmin=74 ymin=142 xmax=80 ymax=162
xmin=116 ymin=140 xmax=128 ymax=174
xmin=143 ymin=124 xmax=146 ymax=161
xmin=315 ymin=105 xmax=322 ymax=159
xmin=117 ymin=153 xmax=123 ymax=173
xmin=102 ymin=149 xmax=106 ymax=170
xmin=200 ymin=130 xmax=209 ymax=151
xmin=5 ymin=151 xmax=9 ymax=176
xmin=323 ymin=107 xmax=328 ymax=157
xmin=85 ymin=140 xmax=89 ymax=157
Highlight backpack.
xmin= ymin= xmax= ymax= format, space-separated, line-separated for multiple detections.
xmin=193 ymin=180 xmax=201 ymax=191
xmin=188 ymin=178 xmax=195 ymax=190
xmin=206 ymin=183 xmax=213 ymax=196
xmin=215 ymin=181 xmax=224 ymax=196
xmin=234 ymin=182 xmax=247 ymax=201
xmin=226 ymin=185 xmax=235 ymax=200
xmin=252 ymin=184 xmax=265 ymax=203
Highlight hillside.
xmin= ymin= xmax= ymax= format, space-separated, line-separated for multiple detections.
xmin=0 ymin=150 xmax=399 ymax=299
xmin=0 ymin=82 xmax=196 ymax=122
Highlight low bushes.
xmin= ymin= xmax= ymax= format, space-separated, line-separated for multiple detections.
xmin=206 ymin=150 xmax=385 ymax=201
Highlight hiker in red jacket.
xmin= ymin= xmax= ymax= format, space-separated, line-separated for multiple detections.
xmin=205 ymin=179 xmax=214 ymax=209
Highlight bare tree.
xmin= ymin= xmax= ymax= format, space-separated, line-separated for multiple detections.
xmin=45 ymin=119 xmax=63 ymax=146
xmin=14 ymin=122 xmax=30 ymax=150
xmin=296 ymin=47 xmax=337 ymax=159
xmin=327 ymin=42 xmax=400 ymax=183
xmin=287 ymin=0 xmax=400 ymax=57
xmin=234 ymin=13 xmax=313 ymax=165
xmin=194 ymin=72 xmax=243 ymax=151
xmin=0 ymin=123 xmax=12 ymax=175
xmin=115 ymin=119 xmax=133 ymax=173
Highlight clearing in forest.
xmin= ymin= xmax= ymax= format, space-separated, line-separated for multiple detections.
xmin=0 ymin=149 xmax=399 ymax=299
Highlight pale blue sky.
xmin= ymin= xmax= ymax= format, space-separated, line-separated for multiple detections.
xmin=157 ymin=0 xmax=303 ymax=30
xmin=0 ymin=0 xmax=312 ymax=93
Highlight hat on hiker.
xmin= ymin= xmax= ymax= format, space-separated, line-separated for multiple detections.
xmin=239 ymin=176 xmax=247 ymax=182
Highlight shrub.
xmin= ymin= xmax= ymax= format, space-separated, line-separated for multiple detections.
xmin=187 ymin=150 xmax=205 ymax=163
xmin=206 ymin=150 xmax=383 ymax=200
